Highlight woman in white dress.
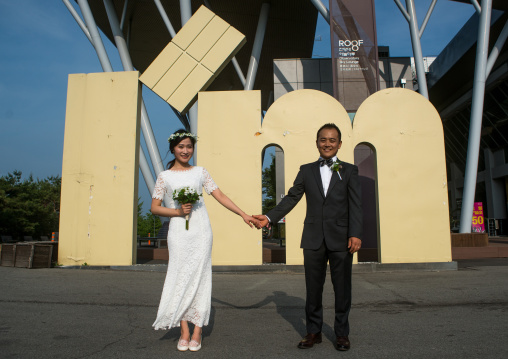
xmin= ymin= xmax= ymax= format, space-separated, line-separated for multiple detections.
xmin=151 ymin=130 xmax=259 ymax=352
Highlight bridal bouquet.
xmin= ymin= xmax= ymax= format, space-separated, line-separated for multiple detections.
xmin=172 ymin=187 xmax=202 ymax=230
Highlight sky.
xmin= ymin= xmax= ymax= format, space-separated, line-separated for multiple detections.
xmin=0 ymin=0 xmax=475 ymax=212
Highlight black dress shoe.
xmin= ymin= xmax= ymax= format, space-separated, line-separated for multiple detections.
xmin=297 ymin=333 xmax=322 ymax=349
xmin=336 ymin=336 xmax=351 ymax=351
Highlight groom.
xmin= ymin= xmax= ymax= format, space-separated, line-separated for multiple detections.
xmin=254 ymin=123 xmax=362 ymax=351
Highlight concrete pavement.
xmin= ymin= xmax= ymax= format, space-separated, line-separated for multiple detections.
xmin=1 ymin=258 xmax=508 ymax=358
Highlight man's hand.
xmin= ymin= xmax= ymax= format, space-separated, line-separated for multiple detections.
xmin=348 ymin=237 xmax=361 ymax=254
xmin=252 ymin=215 xmax=270 ymax=229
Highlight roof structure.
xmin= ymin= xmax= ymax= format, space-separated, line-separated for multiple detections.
xmin=79 ymin=0 xmax=319 ymax=110
xmin=428 ymin=9 xmax=508 ymax=175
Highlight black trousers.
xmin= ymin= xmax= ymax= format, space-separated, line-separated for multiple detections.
xmin=303 ymin=241 xmax=353 ymax=336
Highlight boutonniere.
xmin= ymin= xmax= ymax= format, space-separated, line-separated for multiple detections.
xmin=331 ymin=161 xmax=343 ymax=180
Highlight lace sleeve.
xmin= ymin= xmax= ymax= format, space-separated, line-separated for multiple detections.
xmin=202 ymin=168 xmax=219 ymax=195
xmin=152 ymin=173 xmax=166 ymax=200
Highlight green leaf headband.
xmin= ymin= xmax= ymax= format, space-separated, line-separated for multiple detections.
xmin=167 ymin=132 xmax=198 ymax=143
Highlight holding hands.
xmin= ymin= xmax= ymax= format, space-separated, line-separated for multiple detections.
xmin=252 ymin=215 xmax=270 ymax=229
xmin=241 ymin=214 xmax=261 ymax=229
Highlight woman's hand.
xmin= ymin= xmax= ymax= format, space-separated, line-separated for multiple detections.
xmin=178 ymin=203 xmax=193 ymax=216
xmin=242 ymin=214 xmax=260 ymax=228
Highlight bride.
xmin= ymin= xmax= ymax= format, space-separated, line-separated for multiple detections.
xmin=150 ymin=129 xmax=259 ymax=352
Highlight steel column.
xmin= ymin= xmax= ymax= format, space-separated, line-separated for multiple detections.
xmin=179 ymin=0 xmax=192 ymax=24
xmin=63 ymin=0 xmax=92 ymax=44
xmin=459 ymin=0 xmax=493 ymax=233
xmin=120 ymin=0 xmax=129 ymax=30
xmin=394 ymin=0 xmax=410 ymax=22
xmin=405 ymin=0 xmax=429 ymax=99
xmin=104 ymin=0 xmax=165 ymax=178
xmin=419 ymin=0 xmax=437 ymax=38
xmin=178 ymin=0 xmax=198 ymax=152
xmin=203 ymin=0 xmax=246 ymax=86
xmin=154 ymin=0 xmax=177 ymax=38
xmin=470 ymin=0 xmax=481 ymax=14
xmin=244 ymin=3 xmax=270 ymax=91
xmin=66 ymin=0 xmax=160 ymax=206
xmin=310 ymin=0 xmax=330 ymax=24
xmin=486 ymin=19 xmax=508 ymax=78
xmin=77 ymin=0 xmax=113 ymax=72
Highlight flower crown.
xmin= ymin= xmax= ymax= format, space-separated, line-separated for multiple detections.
xmin=167 ymin=132 xmax=198 ymax=143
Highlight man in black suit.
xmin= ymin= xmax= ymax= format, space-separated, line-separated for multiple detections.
xmin=254 ymin=123 xmax=362 ymax=351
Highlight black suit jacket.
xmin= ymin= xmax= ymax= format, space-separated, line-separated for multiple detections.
xmin=266 ymin=160 xmax=362 ymax=252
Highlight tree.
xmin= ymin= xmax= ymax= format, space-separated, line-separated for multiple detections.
xmin=262 ymin=154 xmax=284 ymax=240
xmin=0 ymin=171 xmax=61 ymax=240
xmin=262 ymin=154 xmax=276 ymax=214
xmin=137 ymin=199 xmax=162 ymax=237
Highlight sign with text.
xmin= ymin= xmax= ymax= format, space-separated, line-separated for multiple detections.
xmin=472 ymin=202 xmax=485 ymax=233
xmin=330 ymin=0 xmax=379 ymax=112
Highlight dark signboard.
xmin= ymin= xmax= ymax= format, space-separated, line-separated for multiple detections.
xmin=330 ymin=0 xmax=380 ymax=112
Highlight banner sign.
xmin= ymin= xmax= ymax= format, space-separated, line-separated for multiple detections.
xmin=472 ymin=202 xmax=485 ymax=233
xmin=330 ymin=0 xmax=380 ymax=112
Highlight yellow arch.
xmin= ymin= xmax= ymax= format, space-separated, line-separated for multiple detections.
xmin=198 ymin=88 xmax=451 ymax=265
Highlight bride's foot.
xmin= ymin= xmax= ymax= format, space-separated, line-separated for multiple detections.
xmin=177 ymin=331 xmax=190 ymax=351
xmin=189 ymin=331 xmax=202 ymax=352
xmin=177 ymin=337 xmax=189 ymax=351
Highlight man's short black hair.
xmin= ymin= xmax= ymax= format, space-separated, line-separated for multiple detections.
xmin=316 ymin=123 xmax=341 ymax=142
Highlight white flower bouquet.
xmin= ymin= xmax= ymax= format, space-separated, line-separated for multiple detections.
xmin=172 ymin=187 xmax=202 ymax=230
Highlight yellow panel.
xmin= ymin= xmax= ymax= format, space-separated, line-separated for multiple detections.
xmin=139 ymin=43 xmax=183 ymax=89
xmin=152 ymin=52 xmax=197 ymax=100
xmin=186 ymin=16 xmax=229 ymax=62
xmin=198 ymin=88 xmax=451 ymax=266
xmin=198 ymin=91 xmax=264 ymax=265
xmin=141 ymin=5 xmax=246 ymax=114
xmin=201 ymin=27 xmax=246 ymax=73
xmin=198 ymin=90 xmax=351 ymax=265
xmin=59 ymin=71 xmax=141 ymax=266
xmin=172 ymin=5 xmax=214 ymax=50
xmin=354 ymin=88 xmax=451 ymax=263
xmin=168 ymin=64 xmax=213 ymax=113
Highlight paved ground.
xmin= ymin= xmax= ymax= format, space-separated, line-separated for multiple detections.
xmin=1 ymin=259 xmax=508 ymax=359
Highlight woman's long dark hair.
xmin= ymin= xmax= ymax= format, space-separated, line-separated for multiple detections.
xmin=167 ymin=129 xmax=196 ymax=170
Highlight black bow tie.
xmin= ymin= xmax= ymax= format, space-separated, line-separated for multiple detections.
xmin=319 ymin=158 xmax=334 ymax=167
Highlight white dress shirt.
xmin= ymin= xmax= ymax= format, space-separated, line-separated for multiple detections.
xmin=320 ymin=156 xmax=337 ymax=196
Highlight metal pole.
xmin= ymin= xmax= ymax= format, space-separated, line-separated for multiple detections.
xmin=62 ymin=0 xmax=92 ymax=44
xmin=203 ymin=0 xmax=246 ymax=86
xmin=232 ymin=58 xmax=246 ymax=87
xmin=139 ymin=145 xmax=155 ymax=192
xmin=486 ymin=19 xmax=508 ymax=78
xmin=310 ymin=0 xmax=330 ymax=24
xmin=470 ymin=0 xmax=481 ymax=14
xmin=179 ymin=0 xmax=198 ymax=158
xmin=405 ymin=0 xmax=429 ymax=99
xmin=244 ymin=3 xmax=270 ymax=91
xmin=394 ymin=0 xmax=410 ymax=22
xmin=120 ymin=0 xmax=129 ymax=31
xmin=77 ymin=0 xmax=113 ymax=72
xmin=103 ymin=0 xmax=166 ymax=177
xmin=459 ymin=0 xmax=492 ymax=233
xmin=154 ymin=0 xmax=177 ymax=38
xmin=179 ymin=0 xmax=192 ymax=24
xmin=419 ymin=0 xmax=437 ymax=38
xmin=69 ymin=0 xmax=164 ymax=209
xmin=139 ymin=142 xmax=166 ymax=222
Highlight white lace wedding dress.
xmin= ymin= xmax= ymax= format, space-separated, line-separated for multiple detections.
xmin=151 ymin=166 xmax=218 ymax=330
